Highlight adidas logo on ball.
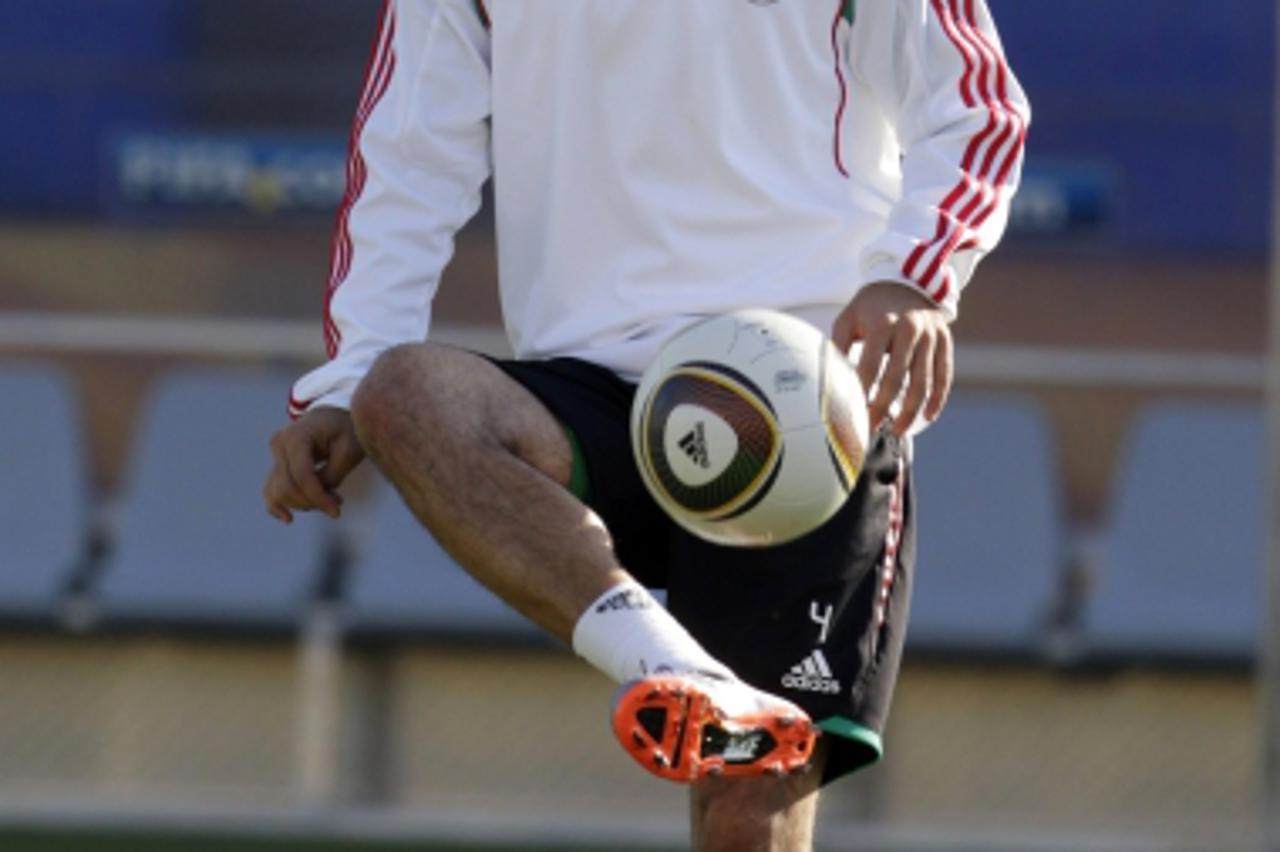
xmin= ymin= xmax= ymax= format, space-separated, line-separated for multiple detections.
xmin=678 ymin=423 xmax=711 ymax=468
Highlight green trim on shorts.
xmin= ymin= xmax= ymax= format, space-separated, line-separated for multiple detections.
xmin=818 ymin=716 xmax=883 ymax=762
xmin=562 ymin=423 xmax=591 ymax=502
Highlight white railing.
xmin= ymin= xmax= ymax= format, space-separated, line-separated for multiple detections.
xmin=0 ymin=311 xmax=1262 ymax=392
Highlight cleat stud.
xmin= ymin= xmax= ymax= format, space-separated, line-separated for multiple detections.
xmin=707 ymin=765 xmax=724 ymax=778
xmin=777 ymin=716 xmax=795 ymax=728
xmin=766 ymin=765 xmax=784 ymax=778
xmin=653 ymin=752 xmax=670 ymax=769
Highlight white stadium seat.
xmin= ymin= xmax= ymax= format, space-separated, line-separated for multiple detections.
xmin=0 ymin=363 xmax=88 ymax=619
xmin=346 ymin=481 xmax=543 ymax=641
xmin=1084 ymin=401 xmax=1262 ymax=662
xmin=908 ymin=393 xmax=1064 ymax=655
xmin=96 ymin=369 xmax=329 ymax=629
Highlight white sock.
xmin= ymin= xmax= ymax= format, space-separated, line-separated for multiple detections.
xmin=572 ymin=581 xmax=735 ymax=685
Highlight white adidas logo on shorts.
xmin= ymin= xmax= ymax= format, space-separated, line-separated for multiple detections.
xmin=781 ymin=649 xmax=842 ymax=694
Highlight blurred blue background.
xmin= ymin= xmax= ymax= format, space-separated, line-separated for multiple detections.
xmin=1 ymin=0 xmax=1271 ymax=253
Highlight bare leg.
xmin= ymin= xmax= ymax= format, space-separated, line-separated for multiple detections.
xmin=352 ymin=343 xmax=816 ymax=796
xmin=690 ymin=742 xmax=827 ymax=852
xmin=350 ymin=343 xmax=630 ymax=641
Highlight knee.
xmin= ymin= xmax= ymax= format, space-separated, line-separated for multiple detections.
xmin=350 ymin=343 xmax=436 ymax=455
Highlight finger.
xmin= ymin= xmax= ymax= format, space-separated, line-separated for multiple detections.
xmin=869 ymin=322 xmax=921 ymax=427
xmin=262 ymin=466 xmax=296 ymax=524
xmin=263 ymin=439 xmax=298 ymax=523
xmin=267 ymin=502 xmax=294 ymax=524
xmin=855 ymin=320 xmax=894 ymax=399
xmin=282 ymin=436 xmax=341 ymax=518
xmin=318 ymin=431 xmax=365 ymax=491
xmin=831 ymin=307 xmax=859 ymax=354
xmin=271 ymin=466 xmax=319 ymax=514
xmin=924 ymin=328 xmax=954 ymax=422
xmin=267 ymin=436 xmax=333 ymax=518
xmin=893 ymin=331 xmax=936 ymax=436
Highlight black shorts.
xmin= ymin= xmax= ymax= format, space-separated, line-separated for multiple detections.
xmin=495 ymin=356 xmax=915 ymax=784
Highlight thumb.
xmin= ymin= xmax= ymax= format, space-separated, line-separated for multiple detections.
xmin=319 ymin=431 xmax=365 ymax=490
xmin=831 ymin=304 xmax=863 ymax=354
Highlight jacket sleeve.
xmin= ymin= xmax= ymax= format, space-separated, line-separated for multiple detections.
xmin=289 ymin=0 xmax=492 ymax=417
xmin=847 ymin=0 xmax=1029 ymax=319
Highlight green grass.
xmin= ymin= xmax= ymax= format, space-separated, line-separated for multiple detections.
xmin=0 ymin=829 xmax=669 ymax=852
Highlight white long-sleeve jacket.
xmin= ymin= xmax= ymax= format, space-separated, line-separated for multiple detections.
xmin=290 ymin=0 xmax=1029 ymax=416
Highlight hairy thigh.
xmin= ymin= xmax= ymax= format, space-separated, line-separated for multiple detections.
xmin=351 ymin=343 xmax=573 ymax=487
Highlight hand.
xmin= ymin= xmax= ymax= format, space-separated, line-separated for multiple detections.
xmin=263 ymin=407 xmax=365 ymax=523
xmin=831 ymin=281 xmax=954 ymax=436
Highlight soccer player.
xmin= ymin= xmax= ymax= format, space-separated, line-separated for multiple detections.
xmin=263 ymin=1 xmax=1028 ymax=849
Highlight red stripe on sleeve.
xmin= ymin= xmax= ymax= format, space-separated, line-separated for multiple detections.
xmin=901 ymin=0 xmax=994 ymax=293
xmin=914 ymin=0 xmax=1025 ymax=292
xmin=830 ymin=0 xmax=850 ymax=177
xmin=322 ymin=1 xmax=398 ymax=360
xmin=288 ymin=394 xmax=311 ymax=420
xmin=901 ymin=0 xmax=1022 ymax=301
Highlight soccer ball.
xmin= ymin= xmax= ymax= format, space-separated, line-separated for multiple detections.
xmin=630 ymin=309 xmax=869 ymax=547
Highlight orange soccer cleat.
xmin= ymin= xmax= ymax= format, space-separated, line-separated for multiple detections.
xmin=612 ymin=672 xmax=819 ymax=783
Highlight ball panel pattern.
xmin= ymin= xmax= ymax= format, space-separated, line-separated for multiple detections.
xmin=822 ymin=354 xmax=864 ymax=493
xmin=642 ymin=364 xmax=782 ymax=518
xmin=716 ymin=445 xmax=786 ymax=521
xmin=679 ymin=360 xmax=778 ymax=418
